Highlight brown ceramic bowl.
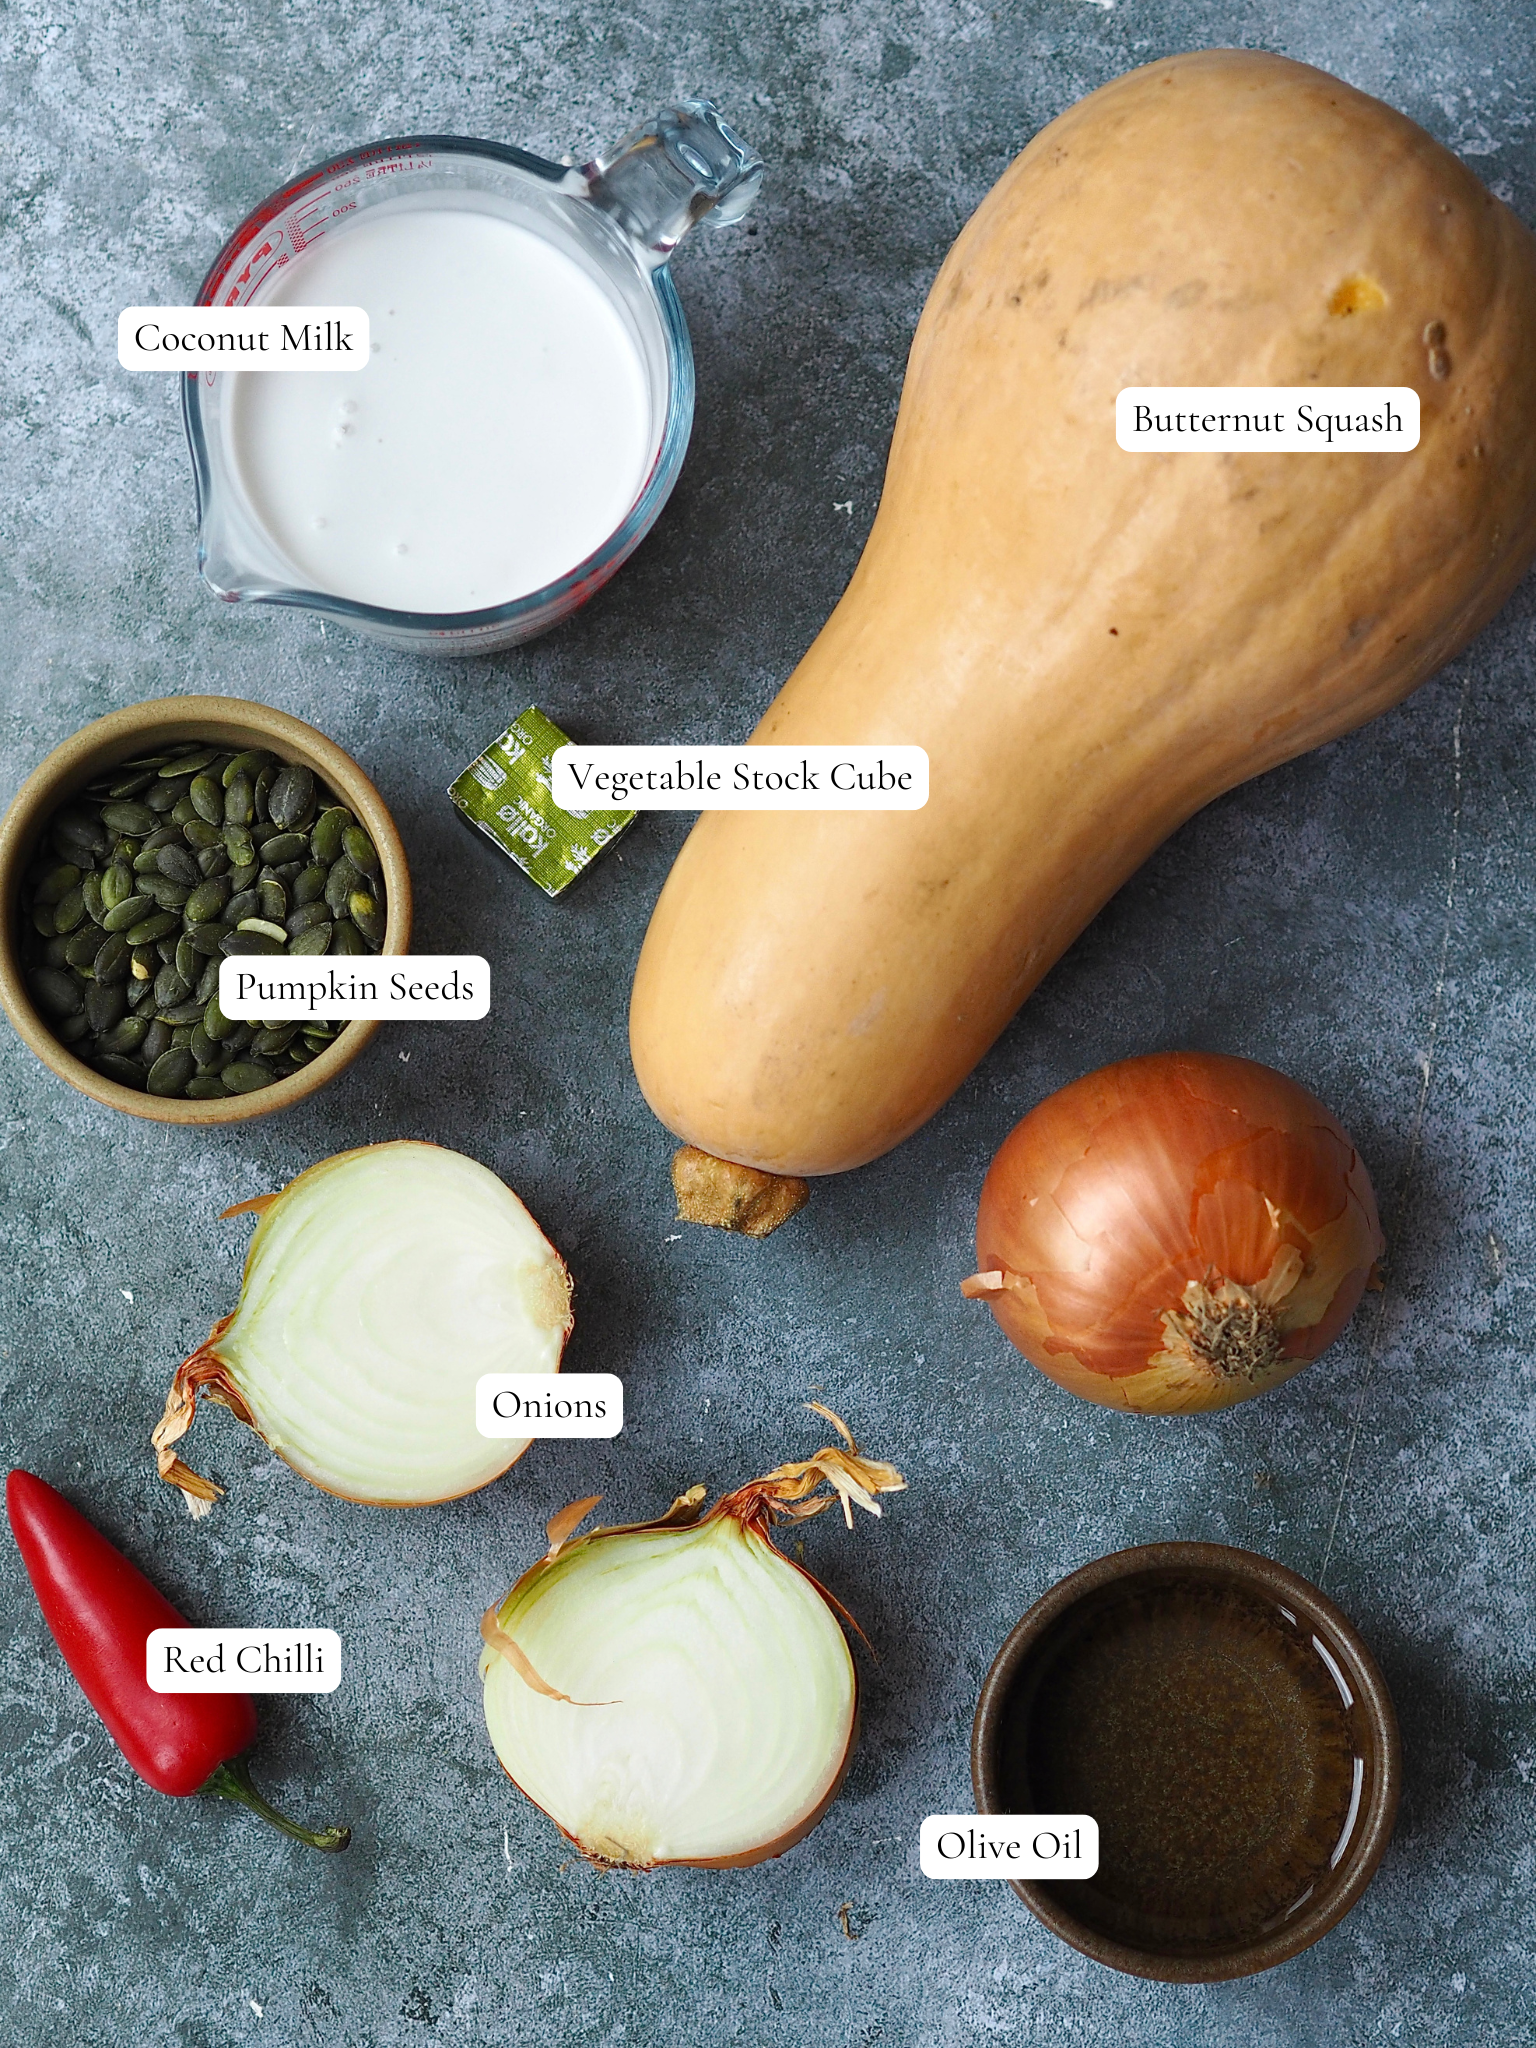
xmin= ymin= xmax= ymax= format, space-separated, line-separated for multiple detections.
xmin=972 ymin=1542 xmax=1400 ymax=1982
xmin=0 ymin=696 xmax=412 ymax=1123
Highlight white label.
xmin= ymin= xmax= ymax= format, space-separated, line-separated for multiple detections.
xmin=218 ymin=954 xmax=489 ymax=1021
xmin=549 ymin=746 xmax=929 ymax=811
xmin=146 ymin=1628 xmax=342 ymax=1694
xmin=118 ymin=307 xmax=370 ymax=370
xmin=920 ymin=1815 xmax=1099 ymax=1879
xmin=476 ymin=1373 xmax=624 ymax=1438
xmin=1116 ymin=387 xmax=1419 ymax=452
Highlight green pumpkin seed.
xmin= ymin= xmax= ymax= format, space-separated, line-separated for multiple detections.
xmin=80 ymin=872 xmax=106 ymax=925
xmin=146 ymin=777 xmax=190 ymax=812
xmin=106 ymin=771 xmax=155 ymax=799
xmin=185 ymin=877 xmax=232 ymax=924
xmin=147 ymin=1048 xmax=196 ymax=1095
xmin=126 ymin=975 xmax=156 ymax=1010
xmin=203 ymin=994 xmax=233 ymax=1042
xmin=226 ymin=859 xmax=260 ymax=893
xmin=138 ymin=874 xmax=192 ymax=911
xmin=133 ymin=847 xmax=164 ymax=874
xmin=222 ymin=749 xmax=275 ymax=788
xmin=39 ymin=934 xmax=72 ymax=966
xmin=169 ymin=796 xmax=200 ymax=826
xmin=324 ymin=857 xmax=363 ymax=917
xmin=225 ymin=889 xmax=259 ymax=925
xmin=222 ymin=823 xmax=257 ymax=867
xmin=101 ymin=801 xmax=157 ymax=835
xmin=196 ymin=845 xmax=231 ymax=879
xmin=292 ymin=863 xmax=328 ymax=907
xmin=258 ymin=879 xmax=288 ymax=922
xmin=159 ymin=998 xmax=208 ymax=1027
xmin=252 ymin=1024 xmax=300 ymax=1056
xmin=289 ymin=923 xmax=333 ymax=956
xmin=188 ymin=1023 xmax=218 ymax=1065
xmin=286 ymin=899 xmax=332 ymax=937
xmin=348 ymin=891 xmax=386 ymax=947
xmin=100 ymin=863 xmax=135 ymax=911
xmin=168 ymin=1018 xmax=201 ymax=1043
xmin=55 ymin=1010 xmax=92 ymax=1044
xmin=341 ymin=825 xmax=380 ymax=876
xmin=94 ymin=932 xmax=131 ymax=984
xmin=185 ymin=1076 xmax=230 ymax=1099
xmin=258 ymin=831 xmax=308 ymax=866
xmin=183 ymin=817 xmax=223 ymax=849
xmin=330 ymin=919 xmax=367 ymax=955
xmin=140 ymin=1019 xmax=173 ymax=1063
xmin=154 ymin=963 xmax=193 ymax=1009
xmin=311 ymin=806 xmax=353 ymax=864
xmin=34 ymin=863 xmax=82 ymax=907
xmin=160 ymin=749 xmax=217 ymax=778
xmin=224 ymin=1020 xmax=254 ymax=1054
xmin=267 ymin=763 xmax=316 ymax=831
xmin=84 ymin=982 xmax=128 ymax=1035
xmin=103 ymin=894 xmax=152 ymax=933
xmin=222 ymin=1059 xmax=277 ymax=1093
xmin=185 ymin=921 xmax=232 ymax=956
xmin=124 ymin=911 xmax=179 ymax=945
xmin=237 ymin=917 xmax=289 ymax=944
xmin=29 ymin=967 xmax=82 ymax=1016
xmin=65 ymin=927 xmax=104 ymax=971
xmin=51 ymin=885 xmax=86 ymax=933
xmin=156 ymin=843 xmax=201 ymax=886
xmin=254 ymin=764 xmax=278 ymax=821
xmin=190 ymin=775 xmax=225 ymax=823
xmin=224 ymin=773 xmax=254 ymax=826
xmin=221 ymin=930 xmax=284 ymax=956
xmin=94 ymin=1053 xmax=148 ymax=1090
xmin=53 ymin=811 xmax=108 ymax=858
xmin=29 ymin=903 xmax=56 ymax=938
xmin=96 ymin=1013 xmax=150 ymax=1056
xmin=195 ymin=956 xmax=221 ymax=1003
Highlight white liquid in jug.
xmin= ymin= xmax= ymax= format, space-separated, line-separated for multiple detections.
xmin=227 ymin=205 xmax=655 ymax=613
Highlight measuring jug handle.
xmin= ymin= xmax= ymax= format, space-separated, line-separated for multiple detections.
xmin=584 ymin=100 xmax=763 ymax=265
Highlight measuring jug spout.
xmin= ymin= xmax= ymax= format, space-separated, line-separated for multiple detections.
xmin=585 ymin=100 xmax=762 ymax=265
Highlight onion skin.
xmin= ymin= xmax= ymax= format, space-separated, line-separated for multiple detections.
xmin=966 ymin=1052 xmax=1384 ymax=1414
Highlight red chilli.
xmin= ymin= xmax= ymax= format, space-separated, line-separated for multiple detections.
xmin=7 ymin=1470 xmax=348 ymax=1850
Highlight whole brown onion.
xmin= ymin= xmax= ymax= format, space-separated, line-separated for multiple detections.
xmin=961 ymin=1052 xmax=1384 ymax=1414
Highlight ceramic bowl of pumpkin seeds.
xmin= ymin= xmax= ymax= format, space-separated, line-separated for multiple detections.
xmin=0 ymin=696 xmax=412 ymax=1122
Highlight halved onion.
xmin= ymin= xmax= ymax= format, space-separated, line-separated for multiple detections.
xmin=480 ymin=1408 xmax=904 ymax=1869
xmin=153 ymin=1142 xmax=572 ymax=1513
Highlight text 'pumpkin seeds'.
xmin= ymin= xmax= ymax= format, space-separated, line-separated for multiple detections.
xmin=153 ymin=1142 xmax=573 ymax=1513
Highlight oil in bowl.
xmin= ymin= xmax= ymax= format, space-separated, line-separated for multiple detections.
xmin=972 ymin=1544 xmax=1400 ymax=1982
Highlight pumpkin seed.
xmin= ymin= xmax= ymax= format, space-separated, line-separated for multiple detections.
xmin=103 ymin=894 xmax=153 ymax=932
xmin=252 ymin=1024 xmax=300 ymax=1055
xmin=169 ymin=796 xmax=200 ymax=827
xmin=154 ymin=963 xmax=193 ymax=1009
xmin=195 ymin=956 xmax=221 ymax=1003
xmin=65 ymin=927 xmax=104 ymax=971
xmin=221 ymin=930 xmax=285 ymax=956
xmin=185 ymin=1076 xmax=230 ymax=1099
xmin=324 ymin=857 xmax=362 ymax=917
xmin=238 ymin=917 xmax=290 ymax=944
xmin=80 ymin=872 xmax=106 ymax=925
xmin=196 ymin=845 xmax=231 ymax=879
xmin=138 ymin=874 xmax=192 ymax=911
xmin=258 ymin=879 xmax=288 ymax=922
xmin=259 ymin=831 xmax=309 ymax=866
xmin=348 ymin=891 xmax=386 ymax=948
xmin=29 ymin=967 xmax=82 ymax=1016
xmin=161 ymin=749 xmax=217 ymax=778
xmin=146 ymin=777 xmax=191 ymax=812
xmin=101 ymin=801 xmax=157 ymax=835
xmin=222 ymin=749 xmax=275 ymax=788
xmin=222 ymin=1059 xmax=277 ymax=1093
xmin=100 ymin=863 xmax=135 ymax=911
xmin=286 ymin=899 xmax=332 ymax=937
xmin=189 ymin=1023 xmax=218 ymax=1065
xmin=311 ymin=806 xmax=353 ymax=864
xmin=35 ymin=864 xmax=81 ymax=907
xmin=190 ymin=775 xmax=225 ymax=823
xmin=40 ymin=934 xmax=71 ymax=966
xmin=341 ymin=825 xmax=380 ymax=876
xmin=183 ymin=817 xmax=223 ymax=849
xmin=224 ymin=773 xmax=254 ymax=826
xmin=185 ymin=921 xmax=232 ymax=956
xmin=222 ymin=823 xmax=257 ymax=867
xmin=51 ymin=885 xmax=86 ymax=933
xmin=94 ymin=1053 xmax=148 ymax=1090
xmin=224 ymin=1021 xmax=255 ymax=1054
xmin=141 ymin=1019 xmax=173 ymax=1063
xmin=227 ymin=859 xmax=260 ymax=893
xmin=125 ymin=911 xmax=179 ymax=945
xmin=29 ymin=903 xmax=55 ymax=938
xmin=106 ymin=771 xmax=154 ymax=799
xmin=185 ymin=877 xmax=232 ymax=924
xmin=289 ymin=923 xmax=333 ymax=956
xmin=330 ymin=919 xmax=367 ymax=955
xmin=147 ymin=1048 xmax=196 ymax=1095
xmin=225 ymin=889 xmax=259 ymax=925
xmin=56 ymin=1010 xmax=92 ymax=1044
xmin=254 ymin=763 xmax=279 ymax=820
xmin=267 ymin=763 xmax=316 ymax=831
xmin=84 ymin=982 xmax=128 ymax=1035
xmin=94 ymin=932 xmax=131 ymax=984
xmin=130 ymin=944 xmax=157 ymax=979
xmin=157 ymin=843 xmax=201 ymax=886
xmin=97 ymin=1014 xmax=150 ymax=1056
xmin=293 ymin=863 xmax=328 ymax=907
xmin=203 ymin=994 xmax=233 ymax=1041
xmin=160 ymin=1000 xmax=208 ymax=1027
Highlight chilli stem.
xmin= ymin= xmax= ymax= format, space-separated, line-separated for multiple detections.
xmin=202 ymin=1753 xmax=351 ymax=1852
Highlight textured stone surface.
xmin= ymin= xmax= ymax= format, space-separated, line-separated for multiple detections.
xmin=2 ymin=2 xmax=1534 ymax=2042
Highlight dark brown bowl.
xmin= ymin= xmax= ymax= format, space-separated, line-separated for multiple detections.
xmin=0 ymin=696 xmax=412 ymax=1123
xmin=972 ymin=1542 xmax=1400 ymax=1982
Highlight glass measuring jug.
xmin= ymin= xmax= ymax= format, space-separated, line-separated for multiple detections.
xmin=183 ymin=102 xmax=761 ymax=656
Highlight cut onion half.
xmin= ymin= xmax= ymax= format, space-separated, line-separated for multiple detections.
xmin=480 ymin=1406 xmax=904 ymax=1870
xmin=153 ymin=1142 xmax=573 ymax=1513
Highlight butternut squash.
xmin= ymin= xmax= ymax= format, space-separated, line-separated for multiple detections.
xmin=631 ymin=49 xmax=1536 ymax=1180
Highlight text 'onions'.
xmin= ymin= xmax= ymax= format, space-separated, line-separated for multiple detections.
xmin=961 ymin=1052 xmax=1384 ymax=1414
xmin=153 ymin=1141 xmax=573 ymax=1512
xmin=479 ymin=1407 xmax=904 ymax=1870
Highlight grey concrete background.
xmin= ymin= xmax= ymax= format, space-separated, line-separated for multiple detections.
xmin=2 ymin=1 xmax=1533 ymax=2042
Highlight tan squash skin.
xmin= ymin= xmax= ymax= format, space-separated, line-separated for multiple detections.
xmin=630 ymin=49 xmax=1536 ymax=1177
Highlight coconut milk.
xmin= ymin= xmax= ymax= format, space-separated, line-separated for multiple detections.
xmin=227 ymin=204 xmax=654 ymax=613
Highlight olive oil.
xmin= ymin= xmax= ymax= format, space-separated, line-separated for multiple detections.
xmin=997 ymin=1571 xmax=1367 ymax=1955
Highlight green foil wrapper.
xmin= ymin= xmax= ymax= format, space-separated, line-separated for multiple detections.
xmin=448 ymin=707 xmax=636 ymax=899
